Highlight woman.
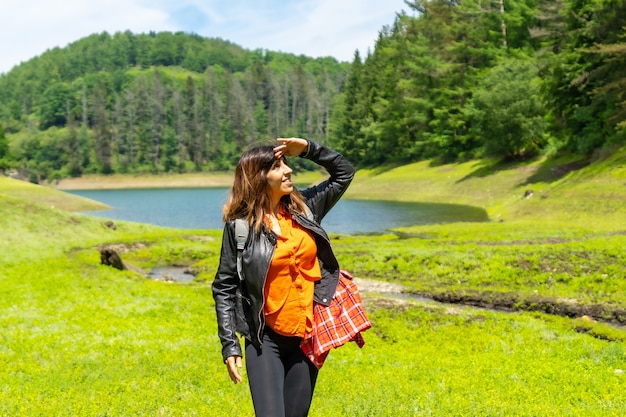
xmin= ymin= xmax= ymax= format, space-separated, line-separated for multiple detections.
xmin=212 ymin=137 xmax=355 ymax=417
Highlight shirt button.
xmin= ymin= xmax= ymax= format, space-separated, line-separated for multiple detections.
xmin=322 ymin=298 xmax=328 ymax=303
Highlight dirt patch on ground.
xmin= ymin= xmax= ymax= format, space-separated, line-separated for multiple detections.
xmin=354 ymin=277 xmax=405 ymax=294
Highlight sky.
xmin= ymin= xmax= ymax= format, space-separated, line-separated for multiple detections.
xmin=0 ymin=0 xmax=410 ymax=75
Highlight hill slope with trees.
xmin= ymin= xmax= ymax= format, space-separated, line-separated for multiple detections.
xmin=0 ymin=31 xmax=348 ymax=181
xmin=0 ymin=0 xmax=625 ymax=182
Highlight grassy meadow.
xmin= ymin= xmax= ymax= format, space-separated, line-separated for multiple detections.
xmin=1 ymin=149 xmax=626 ymax=416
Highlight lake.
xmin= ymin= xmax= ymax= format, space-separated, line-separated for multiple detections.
xmin=68 ymin=188 xmax=489 ymax=234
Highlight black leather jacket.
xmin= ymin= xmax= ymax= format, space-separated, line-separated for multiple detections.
xmin=212 ymin=140 xmax=355 ymax=362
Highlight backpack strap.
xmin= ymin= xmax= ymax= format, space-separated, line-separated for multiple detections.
xmin=233 ymin=206 xmax=313 ymax=281
xmin=234 ymin=218 xmax=249 ymax=282
xmin=303 ymin=204 xmax=314 ymax=222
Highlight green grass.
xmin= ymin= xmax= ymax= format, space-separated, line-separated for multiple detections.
xmin=2 ymin=148 xmax=626 ymax=416
xmin=0 ymin=177 xmax=108 ymax=212
xmin=312 ymin=302 xmax=626 ymax=416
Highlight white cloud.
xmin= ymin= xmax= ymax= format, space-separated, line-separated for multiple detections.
xmin=0 ymin=0 xmax=172 ymax=73
xmin=254 ymin=0 xmax=398 ymax=58
xmin=0 ymin=0 xmax=407 ymax=74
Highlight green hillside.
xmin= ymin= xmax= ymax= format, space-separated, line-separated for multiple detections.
xmin=347 ymin=147 xmax=626 ymax=229
xmin=2 ymin=155 xmax=626 ymax=415
xmin=0 ymin=176 xmax=108 ymax=211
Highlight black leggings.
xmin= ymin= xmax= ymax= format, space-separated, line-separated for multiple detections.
xmin=245 ymin=327 xmax=319 ymax=417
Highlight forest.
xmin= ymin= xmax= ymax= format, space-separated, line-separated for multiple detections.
xmin=0 ymin=0 xmax=624 ymax=181
xmin=0 ymin=31 xmax=349 ymax=180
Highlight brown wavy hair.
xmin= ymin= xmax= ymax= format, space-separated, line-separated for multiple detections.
xmin=223 ymin=145 xmax=308 ymax=231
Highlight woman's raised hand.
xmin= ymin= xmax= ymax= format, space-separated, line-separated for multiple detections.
xmin=274 ymin=138 xmax=308 ymax=159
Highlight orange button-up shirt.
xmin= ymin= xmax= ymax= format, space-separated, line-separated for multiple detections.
xmin=264 ymin=210 xmax=321 ymax=337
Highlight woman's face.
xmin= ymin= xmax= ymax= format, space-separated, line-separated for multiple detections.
xmin=266 ymin=157 xmax=293 ymax=201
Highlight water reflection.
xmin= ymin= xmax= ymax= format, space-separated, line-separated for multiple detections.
xmin=149 ymin=266 xmax=195 ymax=282
xmin=322 ymin=200 xmax=489 ymax=234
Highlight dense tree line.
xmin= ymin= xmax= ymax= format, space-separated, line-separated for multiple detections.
xmin=1 ymin=0 xmax=625 ymax=181
xmin=328 ymin=0 xmax=626 ymax=165
xmin=0 ymin=31 xmax=348 ymax=180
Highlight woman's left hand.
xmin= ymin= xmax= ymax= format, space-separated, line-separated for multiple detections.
xmin=274 ymin=138 xmax=308 ymax=159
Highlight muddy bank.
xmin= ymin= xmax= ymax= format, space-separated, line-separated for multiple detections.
xmin=416 ymin=290 xmax=626 ymax=326
xmin=55 ymin=173 xmax=233 ymax=190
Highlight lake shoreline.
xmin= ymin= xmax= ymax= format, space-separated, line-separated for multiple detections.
xmin=55 ymin=173 xmax=234 ymax=190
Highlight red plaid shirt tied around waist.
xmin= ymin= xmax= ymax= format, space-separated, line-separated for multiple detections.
xmin=300 ymin=270 xmax=372 ymax=369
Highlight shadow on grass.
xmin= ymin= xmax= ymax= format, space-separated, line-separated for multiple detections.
xmin=455 ymin=158 xmax=526 ymax=183
xmin=455 ymin=155 xmax=589 ymax=185
xmin=521 ymin=158 xmax=589 ymax=185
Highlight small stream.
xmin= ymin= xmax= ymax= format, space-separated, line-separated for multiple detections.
xmin=149 ymin=266 xmax=196 ymax=283
xmin=149 ymin=266 xmax=625 ymax=331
